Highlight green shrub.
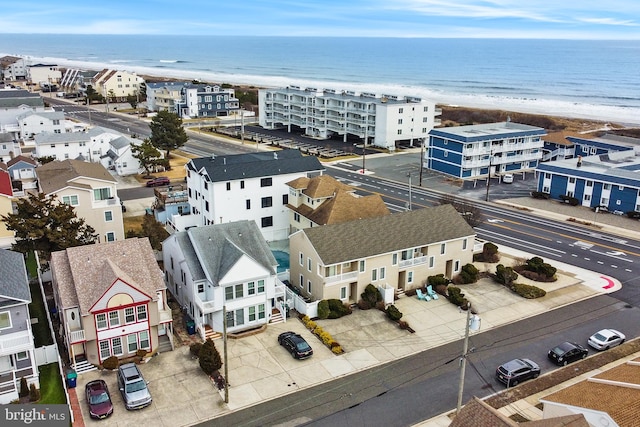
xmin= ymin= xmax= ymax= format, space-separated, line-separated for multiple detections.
xmin=495 ymin=264 xmax=518 ymax=287
xmin=317 ymin=300 xmax=330 ymax=319
xmin=385 ymin=304 xmax=403 ymax=322
xmin=511 ymin=283 xmax=547 ymax=299
xmin=447 ymin=286 xmax=468 ymax=308
xmin=189 ymin=342 xmax=203 ymax=358
xmin=559 ymin=195 xmax=579 ymax=206
xmin=199 ymin=338 xmax=222 ymax=376
xmin=327 ymin=299 xmax=351 ymax=318
xmin=458 ymin=263 xmax=479 ymax=284
xmin=102 ymin=356 xmax=119 ymax=371
xmin=19 ymin=377 xmax=28 ymax=398
xmin=360 ymin=284 xmax=381 ymax=308
xmin=474 ymin=242 xmax=500 ymax=263
xmin=427 ymin=274 xmax=450 ymax=288
xmin=525 ymin=257 xmax=557 ymax=278
xmin=29 ymin=384 xmax=39 ymax=402
xmin=531 ymin=191 xmax=550 ymax=199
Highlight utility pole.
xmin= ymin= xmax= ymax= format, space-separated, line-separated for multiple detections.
xmin=223 ymin=306 xmax=229 ymax=403
xmin=407 ymin=173 xmax=412 ymax=210
xmin=456 ymin=303 xmax=481 ymax=415
xmin=485 ymin=150 xmax=493 ymax=202
xmin=419 ymin=138 xmax=425 ymax=186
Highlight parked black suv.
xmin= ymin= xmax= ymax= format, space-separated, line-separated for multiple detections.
xmin=117 ymin=363 xmax=152 ymax=410
xmin=548 ymin=341 xmax=588 ymax=366
xmin=495 ymin=358 xmax=540 ymax=387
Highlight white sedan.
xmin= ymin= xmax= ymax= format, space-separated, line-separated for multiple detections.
xmin=588 ymin=329 xmax=626 ymax=351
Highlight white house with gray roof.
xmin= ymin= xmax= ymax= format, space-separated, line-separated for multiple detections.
xmin=0 ymin=89 xmax=45 ymax=133
xmin=0 ymin=249 xmax=38 ymax=404
xmin=17 ymin=110 xmax=65 ymax=140
xmin=51 ymin=238 xmax=173 ymax=369
xmin=289 ymin=204 xmax=476 ymax=303
xmin=162 ymin=220 xmax=286 ymax=340
xmin=181 ymin=149 xmax=324 ymax=241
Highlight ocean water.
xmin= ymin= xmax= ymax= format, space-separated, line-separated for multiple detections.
xmin=2 ymin=34 xmax=639 ymax=125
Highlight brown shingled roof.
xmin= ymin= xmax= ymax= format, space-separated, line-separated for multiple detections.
xmin=303 ymin=174 xmax=353 ymax=198
xmin=37 ymin=159 xmax=116 ymax=194
xmin=450 ymin=397 xmax=517 ymax=427
xmin=307 ymin=190 xmax=390 ymax=225
xmin=302 ymin=204 xmax=475 ymax=265
xmin=51 ymin=238 xmax=165 ymax=314
xmin=541 ymin=357 xmax=640 ymax=427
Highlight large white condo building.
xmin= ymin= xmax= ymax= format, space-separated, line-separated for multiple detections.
xmin=259 ymin=86 xmax=441 ymax=151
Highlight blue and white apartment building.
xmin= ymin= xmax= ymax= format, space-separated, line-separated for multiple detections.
xmin=537 ymin=135 xmax=640 ymax=213
xmin=426 ymin=122 xmax=546 ymax=182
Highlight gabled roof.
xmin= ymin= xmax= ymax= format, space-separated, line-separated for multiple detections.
xmin=305 ymin=191 xmax=390 ymax=225
xmin=0 ymin=164 xmax=13 ymax=197
xmin=173 ymin=220 xmax=277 ymax=285
xmin=34 ymin=132 xmax=90 ymax=145
xmin=37 ymin=159 xmax=116 ymax=194
xmin=0 ymin=249 xmax=31 ymax=306
xmin=109 ymin=135 xmax=132 ymax=150
xmin=0 ymin=90 xmax=44 ymax=108
xmin=7 ymin=155 xmax=37 ymax=168
xmin=0 ymin=133 xmax=15 ymax=143
xmin=300 ymin=204 xmax=475 ymax=265
xmin=187 ymin=149 xmax=324 ymax=182
xmin=50 ymin=238 xmax=164 ymax=313
xmin=17 ymin=110 xmax=65 ymax=121
xmin=541 ymin=357 xmax=640 ymax=427
xmin=288 ymin=174 xmax=353 ymax=199
xmin=87 ymin=127 xmax=122 ymax=138
xmin=0 ymin=56 xmax=22 ymax=67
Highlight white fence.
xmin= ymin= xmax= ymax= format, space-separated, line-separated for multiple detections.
xmin=34 ymin=344 xmax=59 ymax=367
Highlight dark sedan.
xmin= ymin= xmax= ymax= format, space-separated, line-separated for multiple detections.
xmin=496 ymin=358 xmax=540 ymax=387
xmin=548 ymin=341 xmax=588 ymax=366
xmin=278 ymin=331 xmax=313 ymax=359
xmin=85 ymin=379 xmax=113 ymax=419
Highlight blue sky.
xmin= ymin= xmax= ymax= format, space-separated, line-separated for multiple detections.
xmin=2 ymin=1 xmax=639 ymax=39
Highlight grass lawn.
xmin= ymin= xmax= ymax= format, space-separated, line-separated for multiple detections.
xmin=25 ymin=251 xmax=38 ymax=279
xmin=38 ymin=363 xmax=67 ymax=405
xmin=124 ymin=215 xmax=145 ymax=235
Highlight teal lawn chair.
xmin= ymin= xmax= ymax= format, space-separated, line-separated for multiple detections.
xmin=416 ymin=289 xmax=426 ymax=300
xmin=426 ymin=285 xmax=439 ymax=300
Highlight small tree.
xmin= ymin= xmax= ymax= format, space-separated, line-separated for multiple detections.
xmin=131 ymin=139 xmax=162 ymax=178
xmin=198 ymin=338 xmax=222 ymax=376
xmin=475 ymin=242 xmax=499 ymax=263
xmin=19 ymin=377 xmax=29 ymax=398
xmin=495 ymin=264 xmax=518 ymax=287
xmin=126 ymin=93 xmax=139 ymax=109
xmin=458 ymin=263 xmax=479 ymax=284
xmin=149 ymin=110 xmax=188 ymax=160
xmin=141 ymin=214 xmax=170 ymax=251
xmin=385 ymin=305 xmax=403 ymax=322
xmin=317 ymin=300 xmax=330 ymax=319
xmin=102 ymin=356 xmax=119 ymax=371
xmin=360 ymin=284 xmax=382 ymax=309
xmin=29 ymin=384 xmax=40 ymax=402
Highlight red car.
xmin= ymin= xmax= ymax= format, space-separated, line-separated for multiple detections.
xmin=85 ymin=379 xmax=113 ymax=419
xmin=145 ymin=177 xmax=170 ymax=187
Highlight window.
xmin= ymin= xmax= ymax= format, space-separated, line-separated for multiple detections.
xmin=261 ymin=216 xmax=273 ymax=227
xmin=235 ymin=309 xmax=244 ymax=326
xmin=258 ymin=280 xmax=265 ymax=293
xmin=440 ymin=243 xmax=446 ymax=255
xmin=299 ymin=252 xmax=304 ymax=266
xmin=379 ymin=267 xmax=386 ymax=280
xmin=125 ymin=307 xmax=135 ymax=323
xmin=569 ymin=177 xmax=576 ymax=184
xmin=16 ymin=351 xmax=28 ymax=361
xmin=294 ymin=212 xmax=300 ymax=222
xmin=586 ymin=181 xmax=593 ymax=187
xmin=300 ymin=274 xmax=304 ymax=288
xmin=260 ymin=177 xmax=272 ymax=187
xmin=454 ymin=260 xmax=460 ymax=272
xmin=197 ymin=283 xmax=204 ymax=293
xmin=359 ymin=260 xmax=365 ymax=272
xmin=226 ymin=182 xmax=231 ymax=191
xmin=423 ymin=106 xmax=428 ymax=112
xmin=99 ymin=340 xmax=110 ymax=360
xmin=139 ymin=331 xmax=150 ymax=349
xmin=240 ymin=180 xmax=245 ymax=189
xmin=246 ymin=199 xmax=251 ymax=209
xmin=462 ymin=239 xmax=467 ymax=250
xmin=307 ymin=280 xmax=312 ymax=293
xmin=106 ymin=232 xmax=115 ymax=242
xmin=249 ymin=306 xmax=256 ymax=321
xmin=408 ymin=271 xmax=414 ymax=283
xmin=127 ymin=334 xmax=138 ymax=352
xmin=94 ymin=188 xmax=111 ymax=201
xmin=225 ymin=286 xmax=234 ymax=300
xmin=258 ymin=304 xmax=265 ymax=319
xmin=205 ymin=201 xmax=209 ymax=211
xmin=0 ymin=312 xmax=11 ymax=329
xmin=340 ymin=287 xmax=347 ymax=299
xmin=137 ymin=305 xmax=147 ymax=321
xmin=604 ymin=183 xmax=611 ymax=190
xmin=307 ymin=257 xmax=312 ymax=271
xmin=248 ymin=281 xmax=255 ymax=295
xmin=282 ymin=194 xmax=288 ymax=205
xmin=104 ymin=211 xmax=113 ymax=222
xmin=96 ymin=313 xmax=107 ymax=330
xmin=62 ymin=195 xmax=79 ymax=206
xmin=109 ymin=311 xmax=120 ymax=327
xmin=372 ymin=269 xmax=377 ymax=281
xmin=235 ymin=284 xmax=244 ymax=298
xmin=397 ymin=129 xmax=402 ymax=135
xmin=399 ymin=108 xmax=403 ymax=113
xmin=112 ymin=337 xmax=123 ymax=356
xmin=261 ymin=196 xmax=273 ymax=208
xmin=398 ymin=119 xmax=403 ymax=124
xmin=392 ymin=253 xmax=398 ymax=265
xmin=429 ymin=256 xmax=435 ymax=268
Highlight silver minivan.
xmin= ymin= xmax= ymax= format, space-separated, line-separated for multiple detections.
xmin=117 ymin=363 xmax=152 ymax=410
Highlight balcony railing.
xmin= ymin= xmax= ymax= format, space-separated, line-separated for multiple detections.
xmin=325 ymin=270 xmax=358 ymax=284
xmin=69 ymin=329 xmax=85 ymax=344
xmin=399 ymin=255 xmax=427 ymax=268
xmin=0 ymin=329 xmax=33 ymax=355
xmin=195 ymin=294 xmax=217 ymax=314
xmin=158 ymin=308 xmax=173 ymax=324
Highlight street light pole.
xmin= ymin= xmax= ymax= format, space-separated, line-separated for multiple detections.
xmin=485 ymin=151 xmax=493 ymax=202
xmin=407 ymin=173 xmax=412 ymax=210
xmin=456 ymin=303 xmax=480 ymax=415
xmin=419 ymin=138 xmax=425 ymax=186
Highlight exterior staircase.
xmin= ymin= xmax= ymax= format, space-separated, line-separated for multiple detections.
xmin=269 ymin=310 xmax=284 ymax=325
xmin=204 ymin=325 xmax=222 ymax=341
xmin=73 ymin=359 xmax=98 ymax=375
xmin=157 ymin=335 xmax=173 ymax=353
xmin=396 ymin=289 xmax=406 ymax=298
